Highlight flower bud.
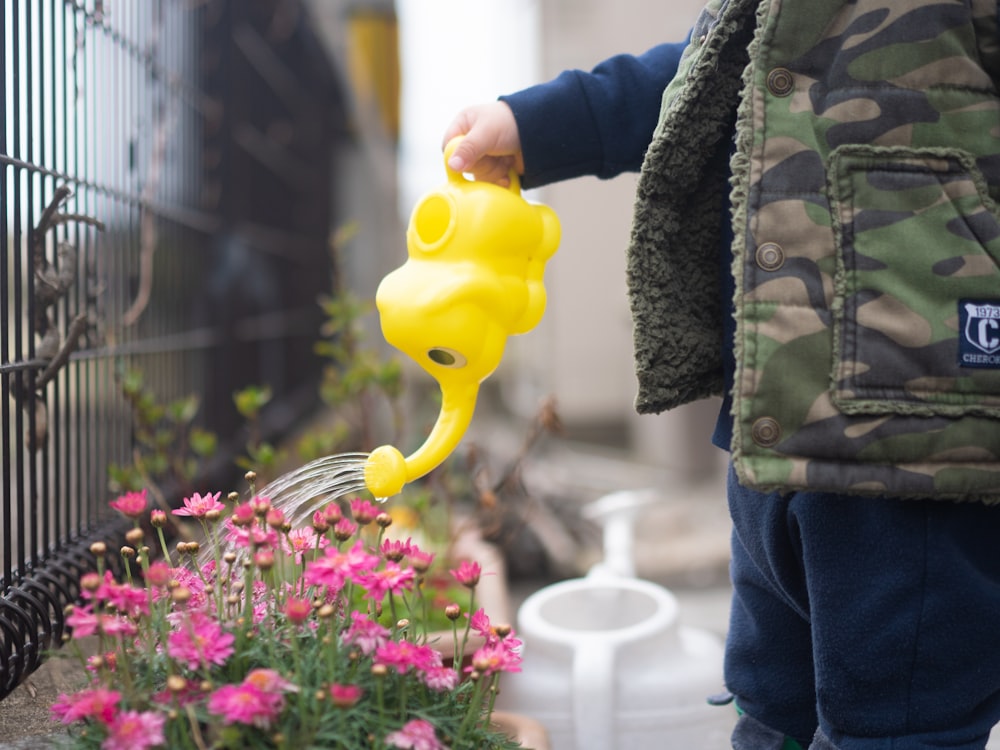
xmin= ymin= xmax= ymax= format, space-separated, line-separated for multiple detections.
xmin=120 ymin=546 xmax=136 ymax=559
xmin=445 ymin=604 xmax=462 ymax=621
xmin=375 ymin=512 xmax=393 ymax=529
xmin=90 ymin=541 xmax=107 ymax=557
xmin=171 ymin=586 xmax=192 ymax=605
xmin=254 ymin=549 xmax=275 ymax=570
xmin=125 ymin=527 xmax=145 ymax=546
xmin=150 ymin=509 xmax=167 ymax=527
xmin=167 ymin=675 xmax=188 ymax=693
xmin=205 ymin=509 xmax=222 ymax=522
xmin=80 ymin=572 xmax=102 ymax=592
xmin=265 ymin=509 xmax=285 ymax=529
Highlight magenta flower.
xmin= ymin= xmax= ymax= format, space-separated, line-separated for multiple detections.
xmin=329 ymin=682 xmax=363 ymax=708
xmin=342 ymin=611 xmax=390 ymax=655
xmin=380 ymin=537 xmax=413 ymax=561
xmin=384 ymin=718 xmax=449 ymax=750
xmin=172 ymin=491 xmax=225 ymax=518
xmin=304 ymin=540 xmax=379 ymax=592
xmin=349 ymin=497 xmax=379 ymax=525
xmin=109 ymin=490 xmax=148 ymax=519
xmin=102 ymin=709 xmax=166 ymax=750
xmin=207 ymin=683 xmax=283 ymax=728
xmin=374 ymin=640 xmax=440 ymax=674
xmin=284 ymin=596 xmax=311 ymax=625
xmin=353 ymin=561 xmax=416 ymax=601
xmin=449 ymin=560 xmax=481 ymax=588
xmin=468 ymin=608 xmax=493 ymax=640
xmin=333 ymin=517 xmax=358 ymax=538
xmin=97 ymin=578 xmax=150 ymax=618
xmin=65 ymin=605 xmax=100 ymax=638
xmin=50 ymin=687 xmax=121 ymax=724
xmin=467 ymin=639 xmax=523 ymax=676
xmin=167 ymin=612 xmax=235 ymax=671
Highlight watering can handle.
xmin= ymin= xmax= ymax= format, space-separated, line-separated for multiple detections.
xmin=442 ymin=136 xmax=521 ymax=194
xmin=572 ymin=641 xmax=617 ymax=750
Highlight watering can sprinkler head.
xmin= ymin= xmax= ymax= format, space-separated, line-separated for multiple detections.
xmin=363 ymin=138 xmax=560 ymax=499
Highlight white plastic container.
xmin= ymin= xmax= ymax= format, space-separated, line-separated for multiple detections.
xmin=496 ymin=574 xmax=733 ymax=750
xmin=496 ymin=489 xmax=734 ymax=749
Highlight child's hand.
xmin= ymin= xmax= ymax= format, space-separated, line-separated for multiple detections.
xmin=442 ymin=102 xmax=523 ymax=187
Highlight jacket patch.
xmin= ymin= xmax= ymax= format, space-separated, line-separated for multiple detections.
xmin=960 ymin=300 xmax=1000 ymax=368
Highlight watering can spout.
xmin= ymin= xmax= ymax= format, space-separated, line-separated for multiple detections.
xmin=364 ymin=382 xmax=480 ymax=499
xmin=361 ymin=137 xmax=560 ymax=499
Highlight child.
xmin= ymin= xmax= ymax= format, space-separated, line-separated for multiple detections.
xmin=444 ymin=2 xmax=1000 ymax=748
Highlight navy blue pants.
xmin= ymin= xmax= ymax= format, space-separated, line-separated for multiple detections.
xmin=724 ymin=463 xmax=1000 ymax=750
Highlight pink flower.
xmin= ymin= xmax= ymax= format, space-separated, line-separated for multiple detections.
xmin=265 ymin=508 xmax=286 ymax=528
xmin=167 ymin=612 xmax=235 ymax=670
xmin=96 ymin=578 xmax=150 ymax=618
xmin=469 ymin=608 xmax=493 ymax=640
xmin=407 ymin=546 xmax=436 ymax=572
xmin=102 ymin=709 xmax=165 ymax=750
xmin=353 ymin=561 xmax=416 ymax=601
xmin=284 ymin=596 xmax=311 ymax=625
xmin=468 ymin=639 xmax=522 ymax=676
xmin=304 ymin=540 xmax=379 ymax=592
xmin=65 ymin=605 xmax=100 ymax=638
xmin=284 ymin=527 xmax=328 ymax=563
xmin=342 ymin=611 xmax=390 ymax=655
xmin=333 ymin=517 xmax=358 ymax=538
xmin=374 ymin=640 xmax=441 ymax=674
xmin=230 ymin=502 xmax=257 ymax=526
xmin=144 ymin=561 xmax=173 ymax=588
xmin=207 ymin=683 xmax=284 ymax=728
xmin=66 ymin=606 xmax=136 ymax=639
xmin=380 ymin=537 xmax=413 ymax=562
xmin=450 ymin=560 xmax=481 ymax=588
xmin=329 ymin=682 xmax=363 ymax=708
xmin=349 ymin=497 xmax=379 ymax=525
xmin=172 ymin=491 xmax=225 ymax=518
xmin=384 ymin=718 xmax=449 ymax=750
xmin=243 ymin=668 xmax=297 ymax=696
xmin=50 ymin=688 xmax=121 ymax=724
xmin=250 ymin=495 xmax=272 ymax=515
xmin=421 ymin=665 xmax=460 ymax=692
xmin=109 ymin=490 xmax=148 ymax=519
xmin=224 ymin=517 xmax=279 ymax=550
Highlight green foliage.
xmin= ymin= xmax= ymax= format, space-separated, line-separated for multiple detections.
xmin=108 ymin=365 xmax=217 ymax=496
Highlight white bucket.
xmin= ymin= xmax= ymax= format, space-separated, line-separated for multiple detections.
xmin=497 ymin=575 xmax=734 ymax=750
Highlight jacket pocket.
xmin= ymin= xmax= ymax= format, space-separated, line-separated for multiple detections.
xmin=827 ymin=145 xmax=1000 ymax=419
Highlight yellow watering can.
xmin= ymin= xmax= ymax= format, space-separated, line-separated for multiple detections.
xmin=363 ymin=138 xmax=561 ymax=498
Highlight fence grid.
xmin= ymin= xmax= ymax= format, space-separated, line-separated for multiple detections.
xmin=0 ymin=0 xmax=345 ymax=698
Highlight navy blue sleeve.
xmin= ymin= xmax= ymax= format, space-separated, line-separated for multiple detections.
xmin=499 ymin=40 xmax=689 ymax=189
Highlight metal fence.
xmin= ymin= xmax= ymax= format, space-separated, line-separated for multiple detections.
xmin=0 ymin=0 xmax=345 ymax=698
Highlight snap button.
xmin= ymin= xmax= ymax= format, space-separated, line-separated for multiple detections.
xmin=766 ymin=67 xmax=794 ymax=97
xmin=755 ymin=242 xmax=785 ymax=271
xmin=751 ymin=417 xmax=782 ymax=448
xmin=698 ymin=33 xmax=708 ymax=45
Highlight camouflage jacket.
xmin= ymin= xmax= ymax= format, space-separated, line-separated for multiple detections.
xmin=627 ymin=0 xmax=1000 ymax=500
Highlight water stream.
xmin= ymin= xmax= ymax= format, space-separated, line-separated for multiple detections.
xmin=257 ymin=451 xmax=374 ymax=530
